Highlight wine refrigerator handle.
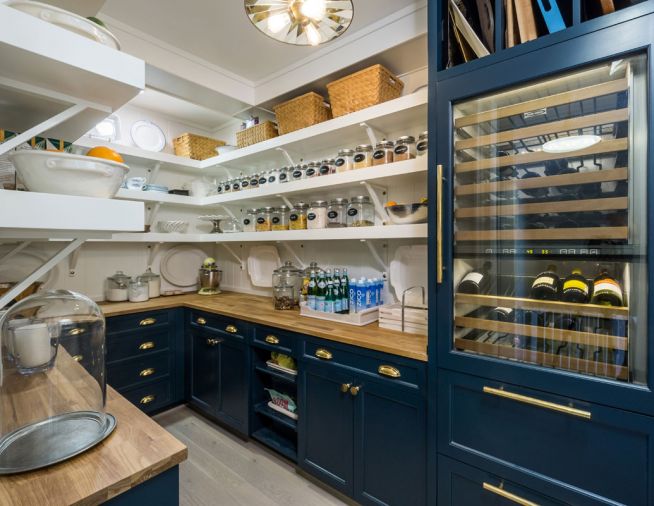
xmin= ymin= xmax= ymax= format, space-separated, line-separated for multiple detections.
xmin=437 ymin=164 xmax=443 ymax=284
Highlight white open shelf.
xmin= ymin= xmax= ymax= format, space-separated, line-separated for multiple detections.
xmin=98 ymin=224 xmax=427 ymax=243
xmin=113 ymin=157 xmax=428 ymax=207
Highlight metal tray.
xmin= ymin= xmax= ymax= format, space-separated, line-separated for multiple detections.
xmin=0 ymin=411 xmax=116 ymax=474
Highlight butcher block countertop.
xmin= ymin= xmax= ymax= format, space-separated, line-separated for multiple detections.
xmin=101 ymin=292 xmax=428 ymax=362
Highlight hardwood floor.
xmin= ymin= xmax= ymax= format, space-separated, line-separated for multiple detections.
xmin=154 ymin=406 xmax=348 ymax=506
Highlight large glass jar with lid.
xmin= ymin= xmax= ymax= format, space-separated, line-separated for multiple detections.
xmin=0 ymin=290 xmax=115 ymax=473
xmin=279 ymin=166 xmax=289 ymax=183
xmin=267 ymin=168 xmax=280 ymax=185
xmin=272 ymin=205 xmax=290 ymax=231
xmin=305 ymin=162 xmax=319 ymax=178
xmin=394 ymin=135 xmax=416 ymax=161
xmin=249 ymin=173 xmax=260 ymax=189
xmin=128 ymin=278 xmax=149 ymax=302
xmin=243 ymin=208 xmax=257 ymax=232
xmin=353 ymin=144 xmax=373 ymax=168
xmin=347 ymin=196 xmax=375 ymax=227
xmin=372 ymin=141 xmax=394 ymax=165
xmin=416 ymin=131 xmax=428 ymax=157
xmin=291 ymin=164 xmax=304 ymax=181
xmin=319 ymin=159 xmax=334 ymax=176
xmin=308 ymin=201 xmax=328 ymax=229
xmin=272 ymin=261 xmax=304 ymax=308
xmin=138 ymin=268 xmax=160 ymax=298
xmin=289 ymin=202 xmax=308 ymax=230
xmin=334 ymin=149 xmax=354 ymax=172
xmin=327 ymin=198 xmax=348 ymax=228
xmin=256 ymin=207 xmax=273 ymax=232
xmin=106 ymin=270 xmax=130 ymax=302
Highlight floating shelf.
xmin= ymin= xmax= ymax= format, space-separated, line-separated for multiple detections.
xmin=251 ymin=427 xmax=297 ymax=462
xmin=254 ymin=403 xmax=297 ymax=431
xmin=255 ymin=365 xmax=297 ymax=384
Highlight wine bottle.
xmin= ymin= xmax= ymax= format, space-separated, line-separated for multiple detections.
xmin=519 ymin=168 xmax=549 ymax=198
xmin=487 ymin=306 xmax=515 ymax=322
xmin=457 ymin=261 xmax=492 ymax=294
xmin=544 ymin=158 xmax=568 ymax=176
xmin=530 ymin=264 xmax=561 ymax=301
xmin=562 ymin=268 xmax=592 ymax=303
xmin=590 ymin=267 xmax=624 ymax=306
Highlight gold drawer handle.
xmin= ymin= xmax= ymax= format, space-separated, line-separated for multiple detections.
xmin=207 ymin=338 xmax=222 ymax=346
xmin=483 ymin=482 xmax=539 ymax=506
xmin=72 ymin=354 xmax=83 ymax=362
xmin=315 ymin=348 xmax=332 ymax=360
xmin=349 ymin=385 xmax=360 ymax=396
xmin=265 ymin=335 xmax=280 ymax=345
xmin=140 ymin=368 xmax=155 ymax=377
xmin=225 ymin=324 xmax=238 ymax=334
xmin=196 ymin=317 xmax=207 ymax=325
xmin=378 ymin=365 xmax=401 ymax=378
xmin=483 ymin=386 xmax=591 ymax=420
xmin=139 ymin=341 xmax=155 ymax=351
xmin=340 ymin=383 xmax=352 ymax=393
xmin=139 ymin=317 xmax=156 ymax=326
xmin=68 ymin=328 xmax=85 ymax=336
xmin=140 ymin=395 xmax=155 ymax=405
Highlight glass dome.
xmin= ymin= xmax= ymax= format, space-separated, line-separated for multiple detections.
xmin=0 ymin=290 xmax=115 ymax=474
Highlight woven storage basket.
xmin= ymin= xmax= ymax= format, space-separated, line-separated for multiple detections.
xmin=326 ymin=64 xmax=404 ymax=118
xmin=236 ymin=121 xmax=278 ymax=148
xmin=173 ymin=133 xmax=225 ymax=160
xmin=273 ymin=92 xmax=332 ymax=135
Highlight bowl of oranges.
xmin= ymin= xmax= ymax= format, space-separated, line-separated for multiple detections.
xmin=9 ymin=146 xmax=129 ymax=198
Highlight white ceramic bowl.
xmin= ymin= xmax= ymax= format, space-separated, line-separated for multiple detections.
xmin=156 ymin=221 xmax=189 ymax=233
xmin=9 ymin=150 xmax=129 ymax=198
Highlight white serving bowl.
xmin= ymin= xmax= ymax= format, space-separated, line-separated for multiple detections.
xmin=9 ymin=150 xmax=129 ymax=198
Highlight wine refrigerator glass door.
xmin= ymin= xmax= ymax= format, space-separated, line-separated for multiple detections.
xmin=451 ymin=53 xmax=647 ymax=387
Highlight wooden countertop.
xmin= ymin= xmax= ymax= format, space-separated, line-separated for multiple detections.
xmin=101 ymin=292 xmax=428 ymax=362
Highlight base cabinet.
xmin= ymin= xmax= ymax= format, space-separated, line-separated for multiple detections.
xmin=189 ymin=330 xmax=220 ymax=414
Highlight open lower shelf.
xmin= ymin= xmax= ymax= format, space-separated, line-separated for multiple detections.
xmin=255 ymin=365 xmax=297 ymax=384
xmin=251 ymin=427 xmax=297 ymax=462
xmin=254 ymin=403 xmax=297 ymax=430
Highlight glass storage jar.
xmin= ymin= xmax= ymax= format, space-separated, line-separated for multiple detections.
xmin=216 ymin=181 xmax=224 ymax=194
xmin=347 ymin=196 xmax=375 ymax=227
xmin=223 ymin=179 xmax=232 ymax=193
xmin=417 ymin=131 xmax=428 ymax=157
xmin=258 ymin=173 xmax=268 ymax=187
xmin=273 ymin=283 xmax=296 ymax=310
xmin=272 ymin=260 xmax=304 ymax=308
xmin=289 ymin=202 xmax=308 ymax=230
xmin=279 ymin=166 xmax=289 ymax=183
xmin=240 ymin=174 xmax=250 ymax=190
xmin=128 ymin=279 xmax=149 ymax=302
xmin=319 ymin=159 xmax=334 ymax=176
xmin=308 ymin=201 xmax=328 ymax=229
xmin=256 ymin=207 xmax=273 ymax=232
xmin=305 ymin=161 xmax=318 ymax=178
xmin=291 ymin=164 xmax=304 ymax=181
xmin=372 ymin=141 xmax=394 ymax=165
xmin=231 ymin=179 xmax=241 ymax=192
xmin=243 ymin=208 xmax=257 ymax=232
xmin=394 ymin=135 xmax=416 ymax=161
xmin=249 ymin=173 xmax=260 ymax=188
xmin=106 ymin=270 xmax=130 ymax=302
xmin=138 ymin=268 xmax=160 ymax=298
xmin=353 ymin=144 xmax=373 ymax=169
xmin=335 ymin=149 xmax=354 ymax=172
xmin=327 ymin=198 xmax=348 ymax=228
xmin=272 ymin=205 xmax=290 ymax=231
xmin=267 ymin=168 xmax=279 ymax=185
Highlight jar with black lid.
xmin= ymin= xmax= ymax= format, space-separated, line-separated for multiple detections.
xmin=394 ymin=135 xmax=416 ymax=161
xmin=353 ymin=144 xmax=373 ymax=169
xmin=417 ymin=131 xmax=428 ymax=156
xmin=240 ymin=174 xmax=250 ymax=190
xmin=335 ymin=149 xmax=354 ymax=172
xmin=319 ymin=159 xmax=334 ymax=176
xmin=327 ymin=198 xmax=348 ymax=228
xmin=249 ymin=173 xmax=260 ymax=188
xmin=279 ymin=166 xmax=289 ymax=183
xmin=258 ymin=173 xmax=268 ymax=186
xmin=289 ymin=202 xmax=308 ymax=230
xmin=372 ymin=141 xmax=394 ymax=166
xmin=232 ymin=179 xmax=241 ymax=192
xmin=305 ymin=161 xmax=318 ymax=178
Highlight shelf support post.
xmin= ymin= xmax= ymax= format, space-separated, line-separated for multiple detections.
xmin=276 ymin=147 xmax=296 ymax=167
xmin=361 ymin=240 xmax=388 ymax=272
xmin=361 ymin=181 xmax=388 ymax=224
xmin=277 ymin=195 xmax=294 ymax=209
xmin=147 ymin=202 xmax=162 ymax=227
xmin=148 ymin=162 xmax=162 ymax=185
xmin=359 ymin=122 xmax=387 ymax=146
xmin=220 ymin=243 xmax=245 ymax=270
xmin=0 ymin=238 xmax=85 ymax=309
xmin=68 ymin=247 xmax=82 ymax=276
xmin=147 ymin=243 xmax=162 ymax=267
xmin=278 ymin=242 xmax=306 ymax=269
xmin=0 ymin=241 xmax=31 ymax=265
xmin=217 ymin=204 xmax=237 ymax=221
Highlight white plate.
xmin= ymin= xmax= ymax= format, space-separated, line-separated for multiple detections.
xmin=389 ymin=245 xmax=428 ymax=306
xmin=0 ymin=250 xmax=58 ymax=289
xmin=130 ymin=121 xmax=166 ymax=152
xmin=247 ymin=246 xmax=280 ymax=288
xmin=160 ymin=246 xmax=207 ymax=288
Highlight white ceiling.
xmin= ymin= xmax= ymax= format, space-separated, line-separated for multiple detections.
xmin=99 ymin=0 xmax=418 ymax=82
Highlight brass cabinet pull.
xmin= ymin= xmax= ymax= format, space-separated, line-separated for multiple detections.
xmin=483 ymin=386 xmax=591 ymax=420
xmin=196 ymin=317 xmax=207 ymax=325
xmin=315 ymin=348 xmax=333 ymax=360
xmin=265 ymin=335 xmax=280 ymax=345
xmin=349 ymin=385 xmax=361 ymax=396
xmin=72 ymin=354 xmax=83 ymax=362
xmin=436 ymin=164 xmax=443 ymax=284
xmin=225 ymin=324 xmax=238 ymax=334
xmin=340 ymin=383 xmax=352 ymax=393
xmin=207 ymin=338 xmax=222 ymax=346
xmin=140 ymin=395 xmax=155 ymax=405
xmin=483 ymin=483 xmax=539 ymax=506
xmin=140 ymin=368 xmax=155 ymax=377
xmin=139 ymin=341 xmax=155 ymax=351
xmin=139 ymin=317 xmax=156 ymax=326
xmin=378 ymin=365 xmax=401 ymax=378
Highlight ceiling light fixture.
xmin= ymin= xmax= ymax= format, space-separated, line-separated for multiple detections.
xmin=542 ymin=134 xmax=602 ymax=154
xmin=245 ymin=0 xmax=354 ymax=47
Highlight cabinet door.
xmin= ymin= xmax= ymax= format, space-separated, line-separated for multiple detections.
xmin=298 ymin=362 xmax=355 ymax=496
xmin=216 ymin=337 xmax=249 ymax=434
xmin=189 ymin=330 xmax=220 ymax=416
xmin=354 ymin=380 xmax=426 ymax=506
xmin=433 ymin=16 xmax=654 ymax=415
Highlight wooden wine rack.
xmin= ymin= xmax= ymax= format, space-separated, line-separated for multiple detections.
xmin=456 ymin=227 xmax=628 ymax=241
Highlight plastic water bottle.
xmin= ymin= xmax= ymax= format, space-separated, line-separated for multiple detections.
xmin=356 ymin=277 xmax=366 ymax=312
xmin=349 ymin=281 xmax=356 ymax=313
xmin=368 ymin=278 xmax=377 ymax=307
xmin=374 ymin=277 xmax=382 ymax=307
xmin=364 ymin=278 xmax=372 ymax=308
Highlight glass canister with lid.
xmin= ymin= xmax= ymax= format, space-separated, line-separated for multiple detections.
xmin=231 ymin=178 xmax=241 ymax=192
xmin=417 ymin=131 xmax=428 ymax=157
xmin=258 ymin=172 xmax=268 ymax=187
xmin=289 ymin=202 xmax=308 ymax=230
xmin=335 ymin=149 xmax=355 ymax=172
xmin=271 ymin=205 xmax=290 ymax=231
xmin=138 ymin=268 xmax=161 ymax=298
xmin=372 ymin=140 xmax=394 ymax=166
xmin=223 ymin=179 xmax=232 ymax=193
xmin=272 ymin=260 xmax=304 ymax=309
xmin=128 ymin=278 xmax=149 ymax=302
xmin=394 ymin=135 xmax=417 ymax=161
xmin=291 ymin=164 xmax=304 ymax=181
xmin=319 ymin=159 xmax=334 ymax=176
xmin=279 ymin=166 xmax=289 ymax=183
xmin=347 ymin=196 xmax=375 ymax=227
xmin=267 ymin=168 xmax=280 ymax=185
xmin=249 ymin=173 xmax=260 ymax=189
xmin=307 ymin=201 xmax=328 ymax=229
xmin=243 ymin=208 xmax=258 ymax=232
xmin=305 ymin=161 xmax=318 ymax=178
xmin=106 ymin=271 xmax=131 ymax=302
xmin=353 ymin=144 xmax=373 ymax=169
xmin=327 ymin=198 xmax=348 ymax=228
xmin=256 ymin=207 xmax=273 ymax=232
xmin=240 ymin=174 xmax=250 ymax=190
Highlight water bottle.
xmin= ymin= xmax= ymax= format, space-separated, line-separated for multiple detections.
xmin=349 ymin=281 xmax=356 ymax=313
xmin=364 ymin=278 xmax=372 ymax=308
xmin=356 ymin=277 xmax=366 ymax=312
xmin=378 ymin=277 xmax=384 ymax=306
xmin=368 ymin=278 xmax=377 ymax=307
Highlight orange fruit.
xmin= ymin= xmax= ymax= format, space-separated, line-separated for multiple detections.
xmin=385 ymin=201 xmax=398 ymax=207
xmin=86 ymin=146 xmax=124 ymax=163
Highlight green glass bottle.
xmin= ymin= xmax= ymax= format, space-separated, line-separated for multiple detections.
xmin=341 ymin=268 xmax=350 ymax=314
xmin=307 ymin=272 xmax=317 ymax=311
xmin=325 ymin=280 xmax=335 ymax=313
xmin=316 ymin=271 xmax=327 ymax=312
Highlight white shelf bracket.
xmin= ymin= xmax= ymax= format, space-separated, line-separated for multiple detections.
xmin=217 ymin=204 xmax=237 ymax=221
xmin=0 ymin=238 xmax=85 ymax=309
xmin=220 ymin=243 xmax=245 ymax=270
xmin=276 ymin=147 xmax=296 ymax=167
xmin=278 ymin=242 xmax=306 ymax=269
xmin=147 ymin=202 xmax=162 ymax=227
xmin=148 ymin=162 xmax=162 ymax=185
xmin=147 ymin=243 xmax=162 ymax=267
xmin=68 ymin=247 xmax=82 ymax=276
xmin=361 ymin=240 xmax=388 ymax=272
xmin=359 ymin=122 xmax=387 ymax=146
xmin=361 ymin=181 xmax=388 ymax=223
xmin=0 ymin=104 xmax=87 ymax=156
xmin=277 ymin=195 xmax=294 ymax=209
xmin=0 ymin=241 xmax=31 ymax=265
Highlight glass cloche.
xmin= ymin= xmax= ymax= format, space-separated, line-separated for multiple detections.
xmin=0 ymin=290 xmax=115 ymax=474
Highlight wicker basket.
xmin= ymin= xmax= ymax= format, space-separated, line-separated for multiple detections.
xmin=173 ymin=133 xmax=225 ymax=160
xmin=273 ymin=92 xmax=332 ymax=135
xmin=236 ymin=121 xmax=278 ymax=148
xmin=326 ymin=64 xmax=404 ymax=118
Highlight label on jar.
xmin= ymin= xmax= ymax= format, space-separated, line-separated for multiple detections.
xmin=335 ymin=158 xmax=345 ymax=167
xmin=241 ymin=180 xmax=249 ymax=188
xmin=217 ymin=186 xmax=223 ymax=193
xmin=353 ymin=153 xmax=366 ymax=163
xmin=272 ymin=217 xmax=280 ymax=224
xmin=290 ymin=213 xmax=299 ymax=221
xmin=257 ymin=217 xmax=266 ymax=224
xmin=394 ymin=144 xmax=408 ymax=155
xmin=307 ymin=212 xmax=316 ymax=221
xmin=292 ymin=170 xmax=302 ymax=179
xmin=319 ymin=165 xmax=330 ymax=175
xmin=224 ymin=184 xmax=231 ymax=191
xmin=306 ymin=168 xmax=316 ymax=177
xmin=268 ymin=176 xmax=276 ymax=183
xmin=327 ymin=210 xmax=338 ymax=219
xmin=243 ymin=218 xmax=251 ymax=226
xmin=250 ymin=178 xmax=259 ymax=186
xmin=233 ymin=183 xmax=240 ymax=191
xmin=417 ymin=141 xmax=428 ymax=152
xmin=279 ymin=172 xmax=287 ymax=181
xmin=259 ymin=177 xmax=267 ymax=185
xmin=372 ymin=150 xmax=385 ymax=160
xmin=347 ymin=208 xmax=358 ymax=217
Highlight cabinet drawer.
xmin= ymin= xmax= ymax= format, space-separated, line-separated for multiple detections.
xmin=121 ymin=379 xmax=172 ymax=414
xmin=106 ymin=310 xmax=170 ymax=334
xmin=252 ymin=325 xmax=297 ymax=354
xmin=439 ymin=370 xmax=654 ymax=506
xmin=304 ymin=338 xmax=423 ymax=388
xmin=107 ymin=351 xmax=171 ymax=390
xmin=107 ymin=328 xmax=171 ymax=363
xmin=188 ymin=310 xmax=248 ymax=340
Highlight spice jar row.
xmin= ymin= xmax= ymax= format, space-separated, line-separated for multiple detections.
xmin=242 ymin=196 xmax=376 ymax=232
xmin=215 ymin=131 xmax=427 ymax=195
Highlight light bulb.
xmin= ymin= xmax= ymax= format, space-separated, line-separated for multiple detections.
xmin=542 ymin=134 xmax=601 ymax=153
xmin=305 ymin=23 xmax=321 ymax=46
xmin=267 ymin=11 xmax=290 ymax=34
xmin=300 ymin=0 xmax=326 ymax=21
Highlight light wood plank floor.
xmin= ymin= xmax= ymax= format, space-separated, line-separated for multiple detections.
xmin=154 ymin=406 xmax=348 ymax=506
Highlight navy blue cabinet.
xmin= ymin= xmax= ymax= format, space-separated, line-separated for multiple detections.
xmin=189 ymin=329 xmax=220 ymax=414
